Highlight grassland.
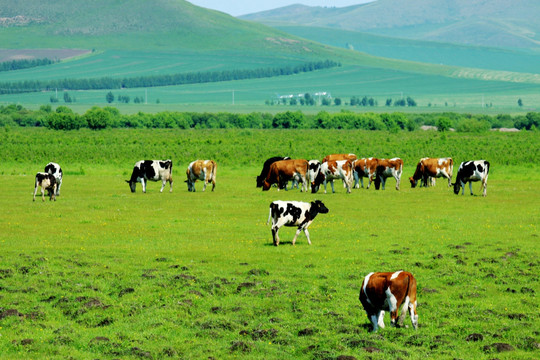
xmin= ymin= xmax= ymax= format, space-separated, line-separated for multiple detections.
xmin=0 ymin=128 xmax=538 ymax=359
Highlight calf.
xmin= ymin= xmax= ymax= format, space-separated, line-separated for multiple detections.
xmin=311 ymin=159 xmax=353 ymax=194
xmin=353 ymin=158 xmax=379 ymax=189
xmin=45 ymin=162 xmax=63 ymax=196
xmin=262 ymin=159 xmax=309 ymax=192
xmin=126 ymin=160 xmax=173 ymax=193
xmin=374 ymin=158 xmax=403 ymax=190
xmin=267 ymin=200 xmax=329 ymax=246
xmin=453 ymin=160 xmax=490 ymax=196
xmin=409 ymin=157 xmax=453 ymax=188
xmin=256 ymin=156 xmax=290 ymax=188
xmin=186 ymin=159 xmax=217 ymax=192
xmin=33 ymin=172 xmax=57 ymax=202
xmin=359 ymin=271 xmax=418 ymax=332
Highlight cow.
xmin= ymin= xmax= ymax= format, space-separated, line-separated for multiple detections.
xmin=186 ymin=160 xmax=217 ymax=192
xmin=256 ymin=156 xmax=291 ymax=188
xmin=453 ymin=160 xmax=490 ymax=196
xmin=352 ymin=158 xmax=379 ymax=189
xmin=374 ymin=158 xmax=403 ymax=190
xmin=126 ymin=160 xmax=173 ymax=193
xmin=322 ymin=153 xmax=357 ymax=164
xmin=266 ymin=200 xmax=329 ymax=246
xmin=44 ymin=162 xmax=63 ymax=196
xmin=409 ymin=157 xmax=453 ymax=188
xmin=262 ymin=159 xmax=309 ymax=192
xmin=33 ymin=172 xmax=57 ymax=202
xmin=359 ymin=271 xmax=418 ymax=332
xmin=311 ymin=159 xmax=354 ymax=194
xmin=307 ymin=160 xmax=321 ymax=185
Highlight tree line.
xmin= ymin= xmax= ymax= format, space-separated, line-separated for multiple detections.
xmin=0 ymin=58 xmax=58 ymax=72
xmin=0 ymin=60 xmax=340 ymax=94
xmin=1 ymin=104 xmax=538 ymax=132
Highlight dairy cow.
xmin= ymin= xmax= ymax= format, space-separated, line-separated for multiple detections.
xmin=44 ymin=162 xmax=63 ymax=196
xmin=409 ymin=157 xmax=453 ymax=188
xmin=359 ymin=271 xmax=418 ymax=332
xmin=256 ymin=156 xmax=291 ymax=188
xmin=353 ymin=158 xmax=379 ymax=189
xmin=323 ymin=153 xmax=357 ymax=164
xmin=267 ymin=200 xmax=329 ymax=246
xmin=126 ymin=160 xmax=173 ymax=193
xmin=262 ymin=159 xmax=309 ymax=192
xmin=33 ymin=172 xmax=57 ymax=202
xmin=453 ymin=160 xmax=490 ymax=196
xmin=374 ymin=158 xmax=403 ymax=190
xmin=186 ymin=160 xmax=217 ymax=192
xmin=311 ymin=159 xmax=353 ymax=194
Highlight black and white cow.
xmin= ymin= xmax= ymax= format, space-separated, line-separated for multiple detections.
xmin=267 ymin=200 xmax=329 ymax=246
xmin=453 ymin=160 xmax=490 ymax=197
xmin=33 ymin=172 xmax=57 ymax=202
xmin=256 ymin=156 xmax=291 ymax=188
xmin=44 ymin=162 xmax=63 ymax=196
xmin=126 ymin=160 xmax=173 ymax=193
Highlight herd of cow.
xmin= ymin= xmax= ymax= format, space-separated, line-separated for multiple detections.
xmin=31 ymin=154 xmax=490 ymax=332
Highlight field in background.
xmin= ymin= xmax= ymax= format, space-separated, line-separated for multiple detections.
xmin=0 ymin=128 xmax=538 ymax=359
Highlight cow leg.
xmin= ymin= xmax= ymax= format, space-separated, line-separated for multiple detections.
xmin=50 ymin=184 xmax=57 ymax=201
xmin=359 ymin=176 xmax=364 ymax=188
xmin=398 ymin=297 xmax=410 ymax=327
xmin=300 ymin=175 xmax=307 ymax=193
xmin=272 ymin=227 xmax=280 ymax=246
xmin=469 ymin=181 xmax=474 ymax=195
xmin=41 ymin=186 xmax=46 ymax=202
xmin=323 ymin=179 xmax=328 ymax=194
xmin=330 ymin=180 xmax=335 ymax=193
xmin=141 ymin=179 xmax=146 ymax=193
xmin=160 ymin=179 xmax=166 ymax=192
xmin=409 ymin=301 xmax=419 ymax=330
xmin=395 ymin=174 xmax=400 ymax=190
xmin=303 ymin=228 xmax=312 ymax=245
xmin=368 ymin=311 xmax=382 ymax=332
xmin=211 ymin=179 xmax=215 ymax=192
xmin=33 ymin=184 xmax=38 ymax=202
xmin=381 ymin=177 xmax=386 ymax=190
xmin=482 ymin=179 xmax=487 ymax=197
xmin=378 ymin=310 xmax=385 ymax=329
xmin=169 ymin=178 xmax=173 ymax=193
xmin=56 ymin=180 xmax=62 ymax=196
xmin=292 ymin=227 xmax=303 ymax=245
xmin=353 ymin=171 xmax=360 ymax=189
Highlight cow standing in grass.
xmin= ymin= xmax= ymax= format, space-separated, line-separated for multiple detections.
xmin=353 ymin=157 xmax=379 ymax=189
xmin=453 ymin=160 xmax=490 ymax=196
xmin=267 ymin=200 xmax=329 ymax=246
xmin=374 ymin=158 xmax=403 ymax=190
xmin=409 ymin=157 xmax=453 ymax=188
xmin=45 ymin=162 xmax=63 ymax=196
xmin=262 ymin=159 xmax=309 ymax=192
xmin=126 ymin=160 xmax=173 ymax=193
xmin=186 ymin=160 xmax=217 ymax=192
xmin=311 ymin=159 xmax=354 ymax=194
xmin=256 ymin=156 xmax=291 ymax=188
xmin=33 ymin=173 xmax=57 ymax=202
xmin=359 ymin=271 xmax=418 ymax=332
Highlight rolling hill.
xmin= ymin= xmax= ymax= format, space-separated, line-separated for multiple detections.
xmin=240 ymin=0 xmax=540 ymax=49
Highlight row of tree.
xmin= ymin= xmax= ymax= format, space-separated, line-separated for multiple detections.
xmin=0 ymin=58 xmax=58 ymax=72
xmin=1 ymin=104 xmax=538 ymax=131
xmin=0 ymin=60 xmax=340 ymax=94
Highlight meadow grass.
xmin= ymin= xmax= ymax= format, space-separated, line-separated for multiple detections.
xmin=0 ymin=129 xmax=538 ymax=359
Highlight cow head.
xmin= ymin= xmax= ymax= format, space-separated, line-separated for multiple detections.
xmin=125 ymin=180 xmax=136 ymax=193
xmin=256 ymin=175 xmax=264 ymax=188
xmin=310 ymin=200 xmax=329 ymax=216
xmin=409 ymin=176 xmax=418 ymax=188
xmin=311 ymin=171 xmax=325 ymax=193
xmin=452 ymin=182 xmax=461 ymax=195
xmin=262 ymin=180 xmax=271 ymax=191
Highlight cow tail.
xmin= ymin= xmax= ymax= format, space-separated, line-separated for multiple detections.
xmin=267 ymin=203 xmax=274 ymax=225
xmin=211 ymin=161 xmax=217 ymax=181
xmin=405 ymin=273 xmax=417 ymax=307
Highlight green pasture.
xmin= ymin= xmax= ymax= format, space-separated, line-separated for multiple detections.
xmin=0 ymin=128 xmax=538 ymax=359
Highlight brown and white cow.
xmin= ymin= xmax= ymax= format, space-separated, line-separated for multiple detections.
xmin=374 ymin=158 xmax=403 ymax=190
xmin=322 ymin=153 xmax=357 ymax=164
xmin=359 ymin=271 xmax=418 ymax=332
xmin=186 ymin=160 xmax=217 ymax=192
xmin=311 ymin=159 xmax=354 ymax=194
xmin=409 ymin=157 xmax=453 ymax=188
xmin=33 ymin=172 xmax=57 ymax=202
xmin=353 ymin=157 xmax=379 ymax=189
xmin=262 ymin=159 xmax=309 ymax=192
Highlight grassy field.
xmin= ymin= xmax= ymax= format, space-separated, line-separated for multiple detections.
xmin=0 ymin=128 xmax=538 ymax=359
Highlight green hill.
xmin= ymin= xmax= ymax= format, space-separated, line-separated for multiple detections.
xmin=240 ymin=0 xmax=540 ymax=49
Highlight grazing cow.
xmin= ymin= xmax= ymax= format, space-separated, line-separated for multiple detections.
xmin=186 ymin=160 xmax=217 ymax=192
xmin=256 ymin=156 xmax=291 ymax=188
xmin=409 ymin=157 xmax=453 ymax=188
xmin=33 ymin=172 xmax=57 ymax=202
xmin=453 ymin=160 xmax=490 ymax=196
xmin=322 ymin=153 xmax=357 ymax=164
xmin=359 ymin=271 xmax=418 ymax=332
xmin=311 ymin=159 xmax=354 ymax=194
xmin=126 ymin=160 xmax=173 ymax=193
xmin=267 ymin=200 xmax=329 ymax=246
xmin=307 ymin=159 xmax=321 ymax=185
xmin=262 ymin=159 xmax=309 ymax=192
xmin=353 ymin=158 xmax=379 ymax=189
xmin=374 ymin=158 xmax=403 ymax=190
xmin=44 ymin=162 xmax=63 ymax=196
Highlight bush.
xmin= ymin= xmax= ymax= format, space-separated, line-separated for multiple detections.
xmin=84 ymin=107 xmax=111 ymax=130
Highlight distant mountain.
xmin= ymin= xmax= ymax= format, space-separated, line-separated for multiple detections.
xmin=0 ymin=0 xmax=332 ymax=58
xmin=240 ymin=0 xmax=540 ymax=48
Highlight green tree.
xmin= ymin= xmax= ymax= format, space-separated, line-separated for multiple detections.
xmin=106 ymin=91 xmax=114 ymax=103
xmin=334 ymin=98 xmax=341 ymax=106
xmin=84 ymin=106 xmax=111 ymax=130
xmin=518 ymin=98 xmax=523 ymax=107
xmin=437 ymin=117 xmax=452 ymax=132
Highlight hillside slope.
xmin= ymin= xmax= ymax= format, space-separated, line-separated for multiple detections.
xmin=240 ymin=0 xmax=540 ymax=48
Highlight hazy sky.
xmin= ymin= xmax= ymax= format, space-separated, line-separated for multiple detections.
xmin=189 ymin=0 xmax=374 ymax=16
